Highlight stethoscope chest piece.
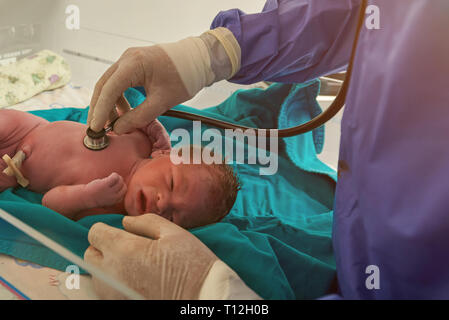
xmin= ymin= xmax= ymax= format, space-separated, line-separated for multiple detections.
xmin=83 ymin=128 xmax=109 ymax=151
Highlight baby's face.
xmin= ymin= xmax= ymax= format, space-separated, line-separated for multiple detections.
xmin=124 ymin=155 xmax=218 ymax=229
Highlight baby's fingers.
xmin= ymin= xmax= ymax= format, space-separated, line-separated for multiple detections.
xmin=117 ymin=183 xmax=127 ymax=200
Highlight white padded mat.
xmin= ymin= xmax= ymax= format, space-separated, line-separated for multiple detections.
xmin=0 ymin=83 xmax=97 ymax=300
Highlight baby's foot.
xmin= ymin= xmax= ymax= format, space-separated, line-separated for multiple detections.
xmin=85 ymin=173 xmax=127 ymax=208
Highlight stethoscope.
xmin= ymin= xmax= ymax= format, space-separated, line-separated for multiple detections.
xmin=84 ymin=0 xmax=367 ymax=150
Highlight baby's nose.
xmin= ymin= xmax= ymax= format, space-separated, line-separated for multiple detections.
xmin=156 ymin=192 xmax=171 ymax=214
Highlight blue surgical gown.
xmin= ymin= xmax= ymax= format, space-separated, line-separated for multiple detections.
xmin=212 ymin=0 xmax=449 ymax=299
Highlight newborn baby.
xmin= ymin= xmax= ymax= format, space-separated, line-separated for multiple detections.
xmin=0 ymin=109 xmax=239 ymax=229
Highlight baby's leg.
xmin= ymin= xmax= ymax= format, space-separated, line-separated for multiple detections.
xmin=42 ymin=173 xmax=127 ymax=219
xmin=139 ymin=120 xmax=171 ymax=158
xmin=0 ymin=110 xmax=48 ymax=191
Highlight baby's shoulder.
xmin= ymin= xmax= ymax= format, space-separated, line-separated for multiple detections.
xmin=0 ymin=111 xmax=46 ymax=147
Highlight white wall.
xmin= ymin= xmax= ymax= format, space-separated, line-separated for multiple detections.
xmin=12 ymin=0 xmax=264 ymax=87
xmin=42 ymin=0 xmax=265 ymax=61
xmin=0 ymin=0 xmax=54 ymax=25
xmin=2 ymin=0 xmax=265 ymax=86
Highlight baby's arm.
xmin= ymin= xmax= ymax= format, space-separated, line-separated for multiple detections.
xmin=42 ymin=173 xmax=127 ymax=219
xmin=139 ymin=120 xmax=171 ymax=157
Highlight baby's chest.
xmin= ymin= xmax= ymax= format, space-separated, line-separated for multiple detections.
xmin=19 ymin=125 xmax=151 ymax=192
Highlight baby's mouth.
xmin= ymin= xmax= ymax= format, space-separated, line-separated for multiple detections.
xmin=136 ymin=190 xmax=146 ymax=215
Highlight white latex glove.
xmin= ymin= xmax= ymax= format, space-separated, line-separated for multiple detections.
xmin=84 ymin=214 xmax=219 ymax=299
xmin=87 ymin=27 xmax=241 ymax=135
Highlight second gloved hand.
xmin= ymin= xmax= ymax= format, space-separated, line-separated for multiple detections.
xmin=84 ymin=214 xmax=219 ymax=299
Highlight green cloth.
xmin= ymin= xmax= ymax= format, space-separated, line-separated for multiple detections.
xmin=0 ymin=81 xmax=336 ymax=299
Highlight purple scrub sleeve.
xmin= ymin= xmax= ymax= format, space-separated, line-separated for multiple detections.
xmin=211 ymin=0 xmax=361 ymax=84
xmin=212 ymin=0 xmax=449 ymax=299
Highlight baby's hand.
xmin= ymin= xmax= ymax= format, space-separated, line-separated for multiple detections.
xmin=141 ymin=120 xmax=171 ymax=158
xmin=85 ymin=173 xmax=127 ymax=208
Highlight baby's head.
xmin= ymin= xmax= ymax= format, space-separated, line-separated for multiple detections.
xmin=124 ymin=146 xmax=240 ymax=229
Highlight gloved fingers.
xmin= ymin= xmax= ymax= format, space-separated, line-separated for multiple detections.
xmin=89 ymin=65 xmax=138 ymax=132
xmin=122 ymin=213 xmax=184 ymax=240
xmin=84 ymin=245 xmax=103 ymax=265
xmin=88 ymin=63 xmax=119 ymax=127
xmin=88 ymin=222 xmax=130 ymax=252
xmin=113 ymin=96 xmax=167 ymax=135
xmin=115 ymin=94 xmax=132 ymax=116
xmin=91 ymin=278 xmax=128 ymax=300
xmin=107 ymin=108 xmax=119 ymax=128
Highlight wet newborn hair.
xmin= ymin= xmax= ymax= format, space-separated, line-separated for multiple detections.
xmin=175 ymin=145 xmax=241 ymax=223
xmin=205 ymin=161 xmax=241 ymax=223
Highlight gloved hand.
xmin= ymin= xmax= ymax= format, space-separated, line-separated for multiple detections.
xmin=84 ymin=214 xmax=219 ymax=299
xmin=87 ymin=27 xmax=241 ymax=135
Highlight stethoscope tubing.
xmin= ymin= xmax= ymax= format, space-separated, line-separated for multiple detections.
xmin=162 ymin=0 xmax=367 ymax=138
